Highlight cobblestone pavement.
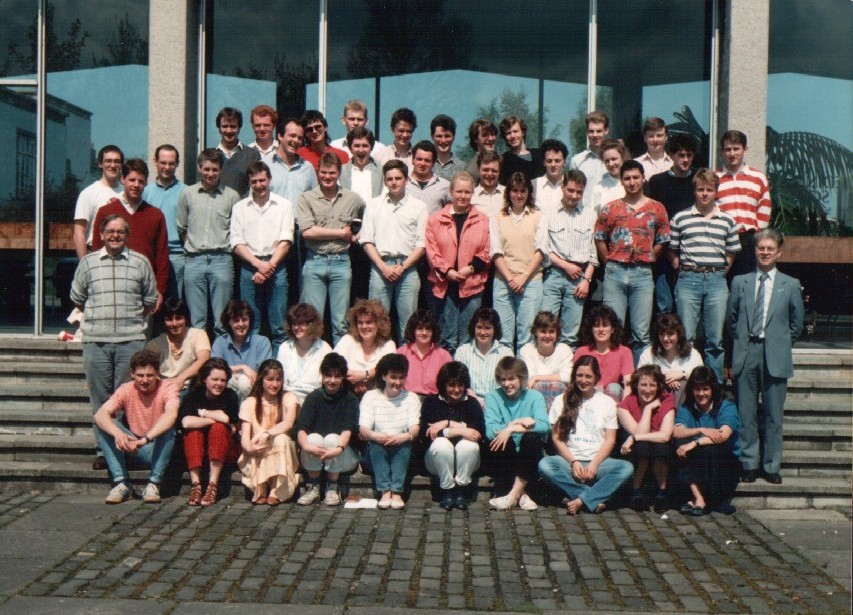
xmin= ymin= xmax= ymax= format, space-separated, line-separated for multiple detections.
xmin=2 ymin=490 xmax=850 ymax=614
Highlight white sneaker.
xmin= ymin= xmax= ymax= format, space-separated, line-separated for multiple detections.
xmin=297 ymin=483 xmax=320 ymax=505
xmin=488 ymin=495 xmax=517 ymax=510
xmin=518 ymin=494 xmax=538 ymax=511
xmin=105 ymin=483 xmax=132 ymax=504
xmin=324 ymin=487 xmax=341 ymax=506
xmin=142 ymin=482 xmax=161 ymax=503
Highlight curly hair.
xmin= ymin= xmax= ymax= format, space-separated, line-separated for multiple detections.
xmin=628 ymin=364 xmax=667 ymax=401
xmin=651 ymin=313 xmax=692 ymax=358
xmin=286 ymin=303 xmax=324 ymax=340
xmin=554 ymin=356 xmax=600 ymax=441
xmin=579 ymin=305 xmax=624 ymax=350
xmin=403 ymin=309 xmax=440 ymax=345
xmin=436 ymin=361 xmax=471 ymax=395
xmin=346 ymin=298 xmax=392 ymax=345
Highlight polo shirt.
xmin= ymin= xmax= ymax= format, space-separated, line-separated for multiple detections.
xmin=405 ymin=175 xmax=450 ymax=215
xmin=212 ymin=333 xmax=273 ymax=372
xmin=269 ymin=153 xmax=318 ymax=207
xmin=715 ymin=165 xmax=771 ymax=232
xmin=143 ymin=179 xmax=187 ymax=254
xmin=669 ymin=205 xmax=740 ymax=268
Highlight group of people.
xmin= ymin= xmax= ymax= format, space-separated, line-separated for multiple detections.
xmin=70 ymin=100 xmax=804 ymax=514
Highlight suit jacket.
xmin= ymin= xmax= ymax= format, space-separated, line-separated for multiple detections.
xmin=728 ymin=269 xmax=804 ymax=378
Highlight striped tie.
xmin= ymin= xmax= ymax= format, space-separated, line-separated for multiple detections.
xmin=751 ymin=272 xmax=768 ymax=338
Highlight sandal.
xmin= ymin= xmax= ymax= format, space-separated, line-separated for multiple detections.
xmin=267 ymin=495 xmax=281 ymax=506
xmin=200 ymin=482 xmax=218 ymax=507
xmin=187 ymin=483 xmax=203 ymax=507
xmin=253 ymin=497 xmax=268 ymax=506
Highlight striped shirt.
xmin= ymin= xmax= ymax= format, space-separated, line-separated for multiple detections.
xmin=715 ymin=165 xmax=771 ymax=232
xmin=544 ymin=201 xmax=599 ymax=267
xmin=359 ymin=389 xmax=421 ymax=435
xmin=70 ymin=247 xmax=158 ymax=343
xmin=670 ymin=205 xmax=740 ymax=268
xmin=454 ymin=341 xmax=513 ymax=399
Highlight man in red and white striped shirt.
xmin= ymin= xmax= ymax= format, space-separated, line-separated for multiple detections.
xmin=715 ymin=130 xmax=771 ymax=277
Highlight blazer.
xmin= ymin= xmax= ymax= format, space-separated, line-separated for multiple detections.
xmin=727 ymin=269 xmax=804 ymax=379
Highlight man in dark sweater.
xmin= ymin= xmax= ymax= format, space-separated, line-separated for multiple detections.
xmin=646 ymin=134 xmax=698 ymax=313
xmin=91 ymin=158 xmax=169 ymax=313
xmin=216 ymin=107 xmax=261 ymax=197
xmin=295 ymin=353 xmax=361 ymax=506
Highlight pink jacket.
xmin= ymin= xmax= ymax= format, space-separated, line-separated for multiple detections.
xmin=425 ymin=205 xmax=490 ymax=299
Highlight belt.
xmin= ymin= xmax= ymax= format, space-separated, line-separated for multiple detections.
xmin=610 ymin=261 xmax=652 ymax=268
xmin=680 ymin=264 xmax=726 ymax=273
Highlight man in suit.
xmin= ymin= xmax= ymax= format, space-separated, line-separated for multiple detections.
xmin=728 ymin=228 xmax=804 ymax=484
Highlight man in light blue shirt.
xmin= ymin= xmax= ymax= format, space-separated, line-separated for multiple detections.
xmin=269 ymin=117 xmax=318 ymax=206
xmin=142 ymin=144 xmax=187 ymax=299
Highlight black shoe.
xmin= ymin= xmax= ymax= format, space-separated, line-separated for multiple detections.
xmin=741 ymin=469 xmax=759 ymax=483
xmin=763 ymin=471 xmax=783 ymax=485
xmin=629 ymin=489 xmax=647 ymax=511
xmin=454 ymin=487 xmax=469 ymax=510
xmin=439 ymin=490 xmax=454 ymax=510
xmin=714 ymin=501 xmax=737 ymax=515
xmin=653 ymin=490 xmax=668 ymax=514
xmin=92 ymin=456 xmax=107 ymax=471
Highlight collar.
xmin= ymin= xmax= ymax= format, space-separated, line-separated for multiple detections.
xmin=119 ymin=193 xmax=141 ymax=212
xmin=666 ymin=168 xmax=695 ymax=179
xmin=756 ymin=267 xmax=777 ymax=281
xmin=436 ymin=156 xmax=457 ymax=167
xmin=720 ymin=163 xmax=749 ymax=176
xmin=384 ymin=193 xmax=408 ymax=207
xmin=272 ymin=152 xmax=305 ymax=168
xmin=475 ymin=184 xmax=503 ymax=196
xmin=689 ymin=204 xmax=721 ymax=217
xmin=98 ymin=246 xmax=130 ymax=259
xmin=197 ymin=183 xmax=223 ymax=195
xmin=155 ymin=178 xmax=179 ymax=190
xmin=217 ymin=142 xmax=243 ymax=156
xmin=474 ymin=341 xmax=502 ymax=357
xmin=559 ymin=200 xmax=584 ymax=214
xmin=227 ymin=333 xmax=254 ymax=351
xmin=409 ymin=175 xmax=439 ymax=188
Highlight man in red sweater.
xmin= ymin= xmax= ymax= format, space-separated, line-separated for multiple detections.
xmin=92 ymin=158 xmax=169 ymax=314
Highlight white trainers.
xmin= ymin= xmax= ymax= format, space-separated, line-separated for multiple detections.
xmin=488 ymin=495 xmax=517 ymax=510
xmin=105 ymin=482 xmax=132 ymax=505
xmin=518 ymin=494 xmax=538 ymax=511
xmin=142 ymin=482 xmax=161 ymax=503
xmin=297 ymin=483 xmax=321 ymax=505
xmin=324 ymin=487 xmax=341 ymax=506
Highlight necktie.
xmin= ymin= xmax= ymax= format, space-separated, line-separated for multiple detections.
xmin=751 ymin=272 xmax=768 ymax=338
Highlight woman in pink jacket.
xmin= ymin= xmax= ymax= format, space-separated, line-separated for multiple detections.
xmin=426 ymin=171 xmax=491 ymax=354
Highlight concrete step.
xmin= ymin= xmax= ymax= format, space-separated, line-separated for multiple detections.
xmin=0 ymin=362 xmax=85 ymax=384
xmin=780 ymin=450 xmax=852 ymax=478
xmin=0 ymin=408 xmax=91 ymax=436
xmin=783 ymin=397 xmax=851 ymax=417
xmin=0 ymin=338 xmax=83 ymax=363
xmin=783 ymin=420 xmax=852 ymax=451
xmin=734 ymin=477 xmax=851 ymax=509
xmin=0 ymin=434 xmax=94 ymax=462
xmin=0 ymin=384 xmax=90 ymax=410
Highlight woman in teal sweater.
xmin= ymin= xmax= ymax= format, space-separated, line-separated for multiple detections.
xmin=484 ymin=357 xmax=550 ymax=510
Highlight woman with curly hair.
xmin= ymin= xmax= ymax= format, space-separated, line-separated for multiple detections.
xmin=276 ymin=303 xmax=332 ymax=404
xmin=637 ymin=312 xmax=703 ymax=408
xmin=179 ymin=358 xmax=240 ymax=506
xmin=238 ymin=359 xmax=299 ymax=505
xmin=396 ymin=309 xmax=452 ymax=397
xmin=334 ymin=298 xmax=396 ymax=396
xmin=539 ymin=355 xmax=633 ymax=515
xmin=617 ymin=364 xmax=676 ymax=512
xmin=573 ymin=305 xmax=634 ymax=401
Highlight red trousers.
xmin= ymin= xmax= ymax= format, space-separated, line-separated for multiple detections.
xmin=183 ymin=423 xmax=238 ymax=469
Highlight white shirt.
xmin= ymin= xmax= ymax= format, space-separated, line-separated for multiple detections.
xmin=570 ymin=150 xmax=607 ymax=190
xmin=360 ymin=194 xmax=428 ymax=257
xmin=359 ymin=388 xmax=421 ymax=435
xmin=230 ymin=194 xmax=294 ymax=257
xmin=518 ymin=342 xmax=573 ymax=383
xmin=333 ymin=335 xmax=396 ymax=373
xmin=350 ymin=165 xmax=375 ymax=203
xmin=276 ymin=338 xmax=332 ymax=405
xmin=330 ymin=137 xmax=385 ymax=157
xmin=374 ymin=143 xmax=412 ymax=171
xmin=637 ymin=347 xmax=704 ymax=407
xmin=549 ymin=390 xmax=617 ymax=461
xmin=754 ymin=268 xmax=777 ymax=336
xmin=533 ymin=176 xmax=563 ymax=215
xmin=635 ymin=152 xmax=673 ymax=179
xmin=73 ymin=180 xmax=123 ymax=245
xmin=589 ymin=174 xmax=625 ymax=213
xmin=249 ymin=140 xmax=279 ymax=163
xmin=471 ymin=184 xmax=505 ymax=219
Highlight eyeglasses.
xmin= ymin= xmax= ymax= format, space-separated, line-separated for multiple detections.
xmin=104 ymin=230 xmax=127 ymax=236
xmin=305 ymin=124 xmax=324 ymax=133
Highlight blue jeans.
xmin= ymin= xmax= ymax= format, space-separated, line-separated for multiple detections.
xmin=603 ymin=261 xmax=653 ymax=364
xmin=366 ymin=441 xmax=411 ymax=493
xmin=538 ymin=455 xmax=633 ymax=511
xmin=369 ymin=258 xmax=420 ymax=343
xmin=541 ymin=268 xmax=586 ymax=348
xmin=240 ymin=259 xmax=288 ymax=353
xmin=184 ymin=252 xmax=234 ymax=337
xmin=654 ymin=260 xmax=675 ymax=314
xmin=675 ymin=269 xmax=728 ymax=382
xmin=492 ymin=276 xmax=543 ymax=351
xmin=98 ymin=419 xmax=176 ymax=484
xmin=168 ymin=252 xmax=186 ymax=301
xmin=300 ymin=252 xmax=351 ymax=345
xmin=432 ymin=289 xmax=482 ymax=354
xmin=83 ymin=340 xmax=145 ymax=454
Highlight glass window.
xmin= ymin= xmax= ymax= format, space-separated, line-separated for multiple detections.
xmin=323 ymin=1 xmax=588 ymax=160
xmin=768 ymin=0 xmax=853 ymax=237
xmin=598 ymin=0 xmax=713 ymax=166
xmin=205 ymin=0 xmax=318 ymax=147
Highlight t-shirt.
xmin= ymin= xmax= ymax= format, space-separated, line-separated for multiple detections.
xmin=549 ymin=390 xmax=617 ymax=461
xmin=102 ymin=379 xmax=179 ymax=437
xmin=518 ymin=342 xmax=573 ymax=383
xmin=359 ymin=389 xmax=421 ymax=435
xmin=276 ymin=338 xmax=332 ymax=404
xmin=333 ymin=335 xmax=396 ymax=373
xmin=294 ymin=387 xmax=359 ymax=438
xmin=145 ymin=328 xmax=211 ymax=386
xmin=178 ymin=386 xmax=240 ymax=425
xmin=617 ymin=391 xmax=676 ymax=433
xmin=73 ymin=180 xmax=123 ymax=246
xmin=573 ymin=345 xmax=634 ymax=389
